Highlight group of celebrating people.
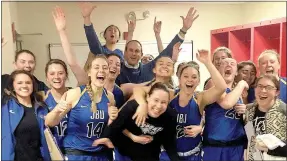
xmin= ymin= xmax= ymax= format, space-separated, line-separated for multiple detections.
xmin=1 ymin=2 xmax=286 ymax=161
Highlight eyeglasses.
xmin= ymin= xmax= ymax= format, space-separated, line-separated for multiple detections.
xmin=256 ymin=84 xmax=277 ymax=91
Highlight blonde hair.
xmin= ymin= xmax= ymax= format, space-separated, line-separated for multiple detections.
xmin=258 ymin=49 xmax=280 ymax=64
xmin=85 ymin=54 xmax=108 ymax=113
xmin=212 ymin=47 xmax=233 ymax=63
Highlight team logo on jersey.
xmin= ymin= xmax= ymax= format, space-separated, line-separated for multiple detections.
xmin=176 ymin=125 xmax=186 ymax=138
xmin=140 ymin=123 xmax=163 ymax=135
xmin=80 ymin=105 xmax=88 ymax=108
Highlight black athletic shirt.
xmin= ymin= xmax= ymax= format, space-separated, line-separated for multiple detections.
xmin=103 ymin=99 xmax=179 ymax=161
xmin=253 ymin=107 xmax=287 ymax=157
xmin=14 ymin=104 xmax=43 ymax=161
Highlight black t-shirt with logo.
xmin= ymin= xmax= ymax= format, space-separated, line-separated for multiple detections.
xmin=103 ymin=99 xmax=179 ymax=161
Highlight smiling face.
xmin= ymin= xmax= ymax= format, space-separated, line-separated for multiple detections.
xmin=179 ymin=66 xmax=200 ymax=94
xmin=14 ymin=52 xmax=36 ymax=74
xmin=153 ymin=57 xmax=174 ymax=78
xmin=13 ymin=73 xmax=33 ymax=99
xmin=124 ymin=41 xmax=142 ymax=66
xmin=259 ymin=52 xmax=280 ymax=77
xmin=219 ymin=58 xmax=237 ymax=84
xmin=104 ymin=25 xmax=120 ymax=44
xmin=88 ymin=57 xmax=109 ymax=87
xmin=107 ymin=55 xmax=121 ymax=81
xmin=46 ymin=63 xmax=67 ymax=89
xmin=146 ymin=89 xmax=169 ymax=118
xmin=237 ymin=64 xmax=256 ymax=85
xmin=255 ymin=76 xmax=279 ymax=108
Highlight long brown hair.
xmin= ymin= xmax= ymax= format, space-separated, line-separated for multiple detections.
xmin=2 ymin=70 xmax=45 ymax=107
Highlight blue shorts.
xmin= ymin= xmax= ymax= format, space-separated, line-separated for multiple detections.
xmin=160 ymin=151 xmax=201 ymax=161
xmin=113 ymin=148 xmax=132 ymax=161
xmin=202 ymin=145 xmax=244 ymax=161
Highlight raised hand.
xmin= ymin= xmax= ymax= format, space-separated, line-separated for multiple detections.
xmin=52 ymin=6 xmax=66 ymax=31
xmin=78 ymin=2 xmax=96 ymax=18
xmin=153 ymin=17 xmax=162 ymax=35
xmin=132 ymin=103 xmax=148 ymax=127
xmin=108 ymin=103 xmax=118 ymax=121
xmin=238 ymin=80 xmax=249 ymax=90
xmin=180 ymin=7 xmax=199 ymax=32
xmin=171 ymin=42 xmax=182 ymax=62
xmin=127 ymin=18 xmax=136 ymax=33
xmin=92 ymin=138 xmax=114 ymax=148
xmin=196 ymin=49 xmax=211 ymax=65
xmin=131 ymin=134 xmax=153 ymax=145
xmin=184 ymin=125 xmax=202 ymax=137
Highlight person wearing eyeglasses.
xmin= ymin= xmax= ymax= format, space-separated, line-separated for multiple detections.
xmin=236 ymin=74 xmax=286 ymax=160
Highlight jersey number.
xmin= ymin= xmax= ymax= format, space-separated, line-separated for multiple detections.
xmin=86 ymin=122 xmax=105 ymax=138
xmin=55 ymin=120 xmax=67 ymax=137
xmin=225 ymin=108 xmax=241 ymax=119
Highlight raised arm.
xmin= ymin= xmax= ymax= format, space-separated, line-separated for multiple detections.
xmin=153 ymin=17 xmax=164 ymax=53
xmin=53 ymin=6 xmax=88 ymax=86
xmin=196 ymin=50 xmax=227 ymax=113
xmin=79 ymin=2 xmax=104 ymax=55
xmin=126 ymin=18 xmax=136 ymax=43
xmin=218 ymin=80 xmax=249 ymax=109
xmin=144 ymin=7 xmax=199 ymax=71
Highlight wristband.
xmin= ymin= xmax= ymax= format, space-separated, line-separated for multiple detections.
xmin=180 ymin=29 xmax=187 ymax=34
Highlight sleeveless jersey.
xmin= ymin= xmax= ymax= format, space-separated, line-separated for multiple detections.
xmin=113 ymin=84 xmax=125 ymax=108
xmin=44 ymin=90 xmax=68 ymax=147
xmin=203 ymin=88 xmax=246 ymax=143
xmin=63 ymin=85 xmax=110 ymax=152
xmin=170 ymin=94 xmax=202 ymax=154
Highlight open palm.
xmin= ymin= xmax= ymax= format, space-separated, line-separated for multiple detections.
xmin=52 ymin=6 xmax=66 ymax=31
xmin=181 ymin=7 xmax=199 ymax=31
xmin=79 ymin=2 xmax=96 ymax=18
xmin=196 ymin=49 xmax=210 ymax=64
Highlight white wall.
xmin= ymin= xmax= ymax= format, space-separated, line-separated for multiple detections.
xmin=1 ymin=2 xmax=19 ymax=74
xmin=2 ymin=2 xmax=286 ymax=89
xmin=12 ymin=2 xmax=244 ymax=90
xmin=241 ymin=2 xmax=286 ymax=24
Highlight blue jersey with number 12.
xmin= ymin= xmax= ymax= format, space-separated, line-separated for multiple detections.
xmin=45 ymin=90 xmax=68 ymax=148
xmin=63 ymin=85 xmax=110 ymax=152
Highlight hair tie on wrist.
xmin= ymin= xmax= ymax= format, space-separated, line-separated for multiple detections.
xmin=180 ymin=29 xmax=187 ymax=34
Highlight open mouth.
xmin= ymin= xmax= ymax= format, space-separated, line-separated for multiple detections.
xmin=259 ymin=95 xmax=268 ymax=100
xmin=96 ymin=76 xmax=105 ymax=81
xmin=266 ymin=68 xmax=274 ymax=74
xmin=111 ymin=35 xmax=115 ymax=39
xmin=53 ymin=80 xmax=61 ymax=84
xmin=20 ymin=88 xmax=29 ymax=92
xmin=151 ymin=107 xmax=161 ymax=115
xmin=186 ymin=84 xmax=194 ymax=89
xmin=224 ymin=69 xmax=232 ymax=77
xmin=109 ymin=70 xmax=116 ymax=75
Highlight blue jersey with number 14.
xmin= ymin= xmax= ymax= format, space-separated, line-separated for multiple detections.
xmin=63 ymin=86 xmax=110 ymax=152
xmin=203 ymin=88 xmax=246 ymax=142
xmin=45 ymin=90 xmax=68 ymax=148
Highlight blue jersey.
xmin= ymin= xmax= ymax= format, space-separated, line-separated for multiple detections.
xmin=280 ymin=77 xmax=287 ymax=104
xmin=170 ymin=94 xmax=202 ymax=154
xmin=63 ymin=86 xmax=110 ymax=152
xmin=44 ymin=90 xmax=68 ymax=148
xmin=203 ymin=88 xmax=246 ymax=143
xmin=113 ymin=84 xmax=125 ymax=108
